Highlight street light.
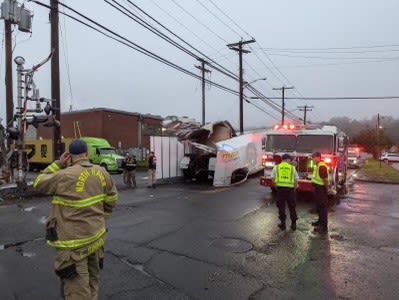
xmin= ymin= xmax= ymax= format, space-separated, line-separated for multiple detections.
xmin=238 ymin=77 xmax=267 ymax=134
xmin=244 ymin=77 xmax=267 ymax=87
xmin=243 ymin=78 xmax=267 ymax=99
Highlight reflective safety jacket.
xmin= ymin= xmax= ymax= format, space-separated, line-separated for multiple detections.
xmin=274 ymin=162 xmax=295 ymax=188
xmin=33 ymin=159 xmax=118 ymax=252
xmin=311 ymin=162 xmax=329 ymax=186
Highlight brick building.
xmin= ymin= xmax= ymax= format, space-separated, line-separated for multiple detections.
xmin=36 ymin=108 xmax=163 ymax=150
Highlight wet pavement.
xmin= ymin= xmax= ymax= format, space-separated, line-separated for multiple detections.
xmin=1 ymin=170 xmax=399 ymax=299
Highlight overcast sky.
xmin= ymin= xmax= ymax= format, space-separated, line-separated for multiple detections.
xmin=1 ymin=0 xmax=398 ymax=129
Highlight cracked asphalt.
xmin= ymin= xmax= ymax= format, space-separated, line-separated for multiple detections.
xmin=1 ymin=170 xmax=399 ymax=300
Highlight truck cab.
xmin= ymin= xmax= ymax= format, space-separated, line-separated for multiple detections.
xmin=79 ymin=137 xmax=124 ymax=173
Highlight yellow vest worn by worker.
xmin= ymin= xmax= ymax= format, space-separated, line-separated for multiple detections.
xmin=33 ymin=159 xmax=118 ymax=257
xmin=311 ymin=161 xmax=329 ymax=186
xmin=275 ymin=161 xmax=295 ymax=188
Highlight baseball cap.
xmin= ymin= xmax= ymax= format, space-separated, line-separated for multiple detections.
xmin=69 ymin=139 xmax=88 ymax=155
xmin=312 ymin=151 xmax=321 ymax=158
xmin=281 ymin=154 xmax=292 ymax=160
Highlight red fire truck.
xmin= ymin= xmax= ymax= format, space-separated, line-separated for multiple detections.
xmin=260 ymin=124 xmax=348 ymax=198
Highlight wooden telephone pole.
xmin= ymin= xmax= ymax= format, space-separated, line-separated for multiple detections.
xmin=4 ymin=19 xmax=13 ymax=146
xmin=298 ymin=105 xmax=313 ymax=124
xmin=50 ymin=0 xmax=61 ymax=159
xmin=273 ymin=86 xmax=294 ymax=125
xmin=227 ymin=38 xmax=255 ymax=135
xmin=195 ymin=59 xmax=211 ymax=126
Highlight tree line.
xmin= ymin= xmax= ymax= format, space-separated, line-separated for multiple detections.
xmin=322 ymin=116 xmax=398 ymax=156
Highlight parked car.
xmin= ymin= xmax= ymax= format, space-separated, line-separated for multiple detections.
xmin=348 ymin=155 xmax=360 ymax=168
xmin=380 ymin=152 xmax=399 ymax=163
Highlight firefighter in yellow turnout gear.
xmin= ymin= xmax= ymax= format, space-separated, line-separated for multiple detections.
xmin=33 ymin=139 xmax=118 ymax=300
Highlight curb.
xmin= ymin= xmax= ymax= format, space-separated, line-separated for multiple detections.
xmin=353 ymin=177 xmax=399 ymax=185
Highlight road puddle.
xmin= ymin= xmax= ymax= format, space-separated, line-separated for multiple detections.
xmin=211 ymin=238 xmax=253 ymax=253
xmin=23 ymin=206 xmax=36 ymax=212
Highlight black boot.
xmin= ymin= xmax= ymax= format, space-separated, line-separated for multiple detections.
xmin=278 ymin=222 xmax=286 ymax=230
xmin=311 ymin=220 xmax=320 ymax=227
xmin=291 ymin=220 xmax=297 ymax=231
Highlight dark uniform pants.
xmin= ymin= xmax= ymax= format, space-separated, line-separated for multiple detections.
xmin=313 ymin=184 xmax=328 ymax=229
xmin=276 ymin=187 xmax=297 ymax=223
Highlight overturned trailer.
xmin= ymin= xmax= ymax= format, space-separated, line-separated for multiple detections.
xmin=163 ymin=118 xmax=264 ymax=187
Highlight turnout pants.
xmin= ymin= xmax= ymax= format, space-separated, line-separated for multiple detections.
xmin=55 ymin=247 xmax=103 ymax=300
xmin=276 ymin=187 xmax=297 ymax=223
xmin=126 ymin=170 xmax=136 ymax=187
xmin=313 ymin=184 xmax=328 ymax=229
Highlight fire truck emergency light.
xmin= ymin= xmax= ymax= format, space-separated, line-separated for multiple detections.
xmin=273 ymin=124 xmax=297 ymax=130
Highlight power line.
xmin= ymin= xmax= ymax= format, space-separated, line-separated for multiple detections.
xmin=59 ymin=12 xmax=74 ymax=110
xmin=252 ymin=44 xmax=307 ymax=105
xmin=148 ymin=0 xmax=282 ymax=117
xmin=184 ymin=0 xmax=301 ymax=120
xmin=110 ymin=0 xmax=239 ymax=81
xmin=170 ymin=0 xmax=228 ymax=43
xmin=206 ymin=0 xmax=253 ymax=38
xmin=148 ymin=0 xmax=224 ymax=60
xmin=106 ymin=0 xmax=198 ymax=59
xmin=108 ymin=0 xmax=288 ymax=120
xmin=262 ymin=48 xmax=399 ymax=54
xmin=193 ymin=1 xmax=282 ymax=96
xmin=272 ymin=86 xmax=295 ymax=125
xmin=227 ymin=38 xmax=256 ymax=134
xmin=298 ymin=105 xmax=313 ymax=125
xmin=265 ymin=96 xmax=399 ymax=100
xmin=260 ymin=44 xmax=399 ymax=51
xmin=183 ymin=0 xmax=283 ymax=102
xmin=181 ymin=0 xmax=282 ymax=103
xmin=30 ymin=0 xmax=240 ymax=97
xmin=244 ymin=97 xmax=280 ymax=120
xmin=245 ymin=85 xmax=302 ymax=121
xmin=267 ymin=53 xmax=399 ymax=60
xmin=194 ymin=0 xmax=242 ymax=38
xmin=32 ymin=0 xmax=294 ymax=122
xmin=197 ymin=1 xmax=305 ymax=103
xmin=268 ymin=58 xmax=399 ymax=69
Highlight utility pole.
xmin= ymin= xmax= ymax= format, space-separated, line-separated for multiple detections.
xmin=4 ymin=19 xmax=13 ymax=147
xmin=377 ymin=113 xmax=381 ymax=168
xmin=195 ymin=59 xmax=211 ymax=126
xmin=50 ymin=0 xmax=61 ymax=159
xmin=298 ymin=105 xmax=313 ymax=125
xmin=272 ymin=86 xmax=294 ymax=125
xmin=2 ymin=1 xmax=32 ymax=144
xmin=227 ymin=38 xmax=255 ymax=135
xmin=1 ymin=0 xmax=32 ymax=185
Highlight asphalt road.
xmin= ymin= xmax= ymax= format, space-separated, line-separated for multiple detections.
xmin=1 ymin=170 xmax=399 ymax=300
